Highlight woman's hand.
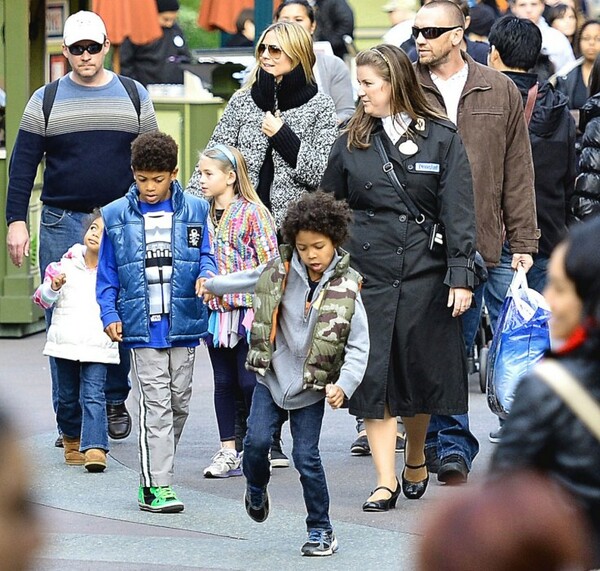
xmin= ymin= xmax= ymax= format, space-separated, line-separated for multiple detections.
xmin=448 ymin=287 xmax=473 ymax=318
xmin=325 ymin=384 xmax=346 ymax=409
xmin=261 ymin=111 xmax=283 ymax=137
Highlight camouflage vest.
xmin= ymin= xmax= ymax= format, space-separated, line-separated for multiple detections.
xmin=246 ymin=244 xmax=362 ymax=390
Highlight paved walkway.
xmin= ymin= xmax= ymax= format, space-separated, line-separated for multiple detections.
xmin=1 ymin=333 xmax=499 ymax=570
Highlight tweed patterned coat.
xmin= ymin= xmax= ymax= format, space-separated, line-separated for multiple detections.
xmin=203 ymin=81 xmax=338 ymax=228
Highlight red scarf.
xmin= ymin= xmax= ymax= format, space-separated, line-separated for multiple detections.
xmin=556 ymin=324 xmax=588 ymax=354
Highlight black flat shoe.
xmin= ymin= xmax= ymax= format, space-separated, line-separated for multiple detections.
xmin=362 ymin=478 xmax=401 ymax=512
xmin=402 ymin=461 xmax=429 ymax=500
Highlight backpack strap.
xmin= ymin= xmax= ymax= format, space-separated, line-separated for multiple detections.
xmin=117 ymin=75 xmax=141 ymax=130
xmin=42 ymin=78 xmax=60 ymax=134
xmin=42 ymin=74 xmax=141 ymax=135
xmin=535 ymin=359 xmax=600 ymax=442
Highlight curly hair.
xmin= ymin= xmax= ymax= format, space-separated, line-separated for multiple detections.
xmin=131 ymin=131 xmax=178 ymax=172
xmin=280 ymin=191 xmax=352 ymax=246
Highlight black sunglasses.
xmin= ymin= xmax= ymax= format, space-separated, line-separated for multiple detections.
xmin=67 ymin=42 xmax=104 ymax=56
xmin=257 ymin=43 xmax=283 ymax=60
xmin=412 ymin=26 xmax=461 ymax=40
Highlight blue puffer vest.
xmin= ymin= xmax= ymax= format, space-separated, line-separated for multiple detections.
xmin=102 ymin=180 xmax=209 ymax=344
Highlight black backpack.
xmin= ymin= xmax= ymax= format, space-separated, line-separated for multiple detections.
xmin=42 ymin=74 xmax=141 ymax=133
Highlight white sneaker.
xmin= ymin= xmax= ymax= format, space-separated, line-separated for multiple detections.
xmin=203 ymin=448 xmax=242 ymax=478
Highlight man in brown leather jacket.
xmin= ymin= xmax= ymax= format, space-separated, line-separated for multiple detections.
xmin=413 ymin=0 xmax=540 ymax=484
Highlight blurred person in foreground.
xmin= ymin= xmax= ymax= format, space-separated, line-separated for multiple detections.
xmin=418 ymin=471 xmax=594 ymax=571
xmin=490 ymin=216 xmax=600 ymax=567
xmin=0 ymin=409 xmax=41 ymax=571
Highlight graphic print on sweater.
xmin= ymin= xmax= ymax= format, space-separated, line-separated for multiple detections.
xmin=143 ymin=211 xmax=173 ymax=317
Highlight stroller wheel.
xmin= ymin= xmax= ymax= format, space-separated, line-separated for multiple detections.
xmin=479 ymin=346 xmax=489 ymax=393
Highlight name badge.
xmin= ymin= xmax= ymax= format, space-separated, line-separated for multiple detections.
xmin=415 ymin=162 xmax=440 ymax=173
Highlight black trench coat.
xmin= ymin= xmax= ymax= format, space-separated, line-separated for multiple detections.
xmin=321 ymin=118 xmax=477 ymax=419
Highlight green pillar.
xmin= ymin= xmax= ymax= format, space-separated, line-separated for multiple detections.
xmin=0 ymin=0 xmax=45 ymax=335
xmin=255 ymin=0 xmax=274 ymax=40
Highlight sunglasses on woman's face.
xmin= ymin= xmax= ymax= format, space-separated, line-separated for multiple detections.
xmin=412 ymin=26 xmax=460 ymax=40
xmin=67 ymin=42 xmax=104 ymax=56
xmin=257 ymin=43 xmax=283 ymax=60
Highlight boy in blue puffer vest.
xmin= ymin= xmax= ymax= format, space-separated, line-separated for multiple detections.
xmin=97 ymin=131 xmax=216 ymax=513
xmin=199 ymin=191 xmax=369 ymax=556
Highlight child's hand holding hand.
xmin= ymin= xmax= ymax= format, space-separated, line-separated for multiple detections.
xmin=51 ymin=273 xmax=66 ymax=291
xmin=196 ymin=277 xmax=215 ymax=303
xmin=325 ymin=384 xmax=346 ymax=410
xmin=105 ymin=321 xmax=123 ymax=342
xmin=195 ymin=277 xmax=207 ymax=297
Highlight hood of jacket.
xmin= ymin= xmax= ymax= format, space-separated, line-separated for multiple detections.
xmin=580 ymin=91 xmax=600 ymax=130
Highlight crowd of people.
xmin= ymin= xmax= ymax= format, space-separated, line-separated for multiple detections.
xmin=4 ymin=0 xmax=600 ymax=565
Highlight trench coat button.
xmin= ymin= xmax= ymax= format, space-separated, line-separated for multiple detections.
xmin=392 ymin=280 xmax=400 ymax=287
xmin=362 ymin=242 xmax=371 ymax=250
xmin=366 ymin=209 xmax=375 ymax=217
xmin=407 ymin=164 xmax=414 ymax=171
xmin=396 ymin=247 xmax=404 ymax=255
xmin=364 ymin=181 xmax=373 ymax=189
xmin=399 ymin=214 xmax=407 ymax=222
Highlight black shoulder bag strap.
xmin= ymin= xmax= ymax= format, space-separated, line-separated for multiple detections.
xmin=42 ymin=74 xmax=141 ymax=135
xmin=372 ymin=132 xmax=432 ymax=236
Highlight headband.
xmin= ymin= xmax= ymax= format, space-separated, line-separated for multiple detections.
xmin=210 ymin=144 xmax=237 ymax=170
xmin=371 ymin=48 xmax=391 ymax=68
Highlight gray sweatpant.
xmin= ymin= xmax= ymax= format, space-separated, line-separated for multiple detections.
xmin=130 ymin=347 xmax=196 ymax=487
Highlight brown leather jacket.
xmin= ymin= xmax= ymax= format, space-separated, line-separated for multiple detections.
xmin=415 ymin=52 xmax=540 ymax=265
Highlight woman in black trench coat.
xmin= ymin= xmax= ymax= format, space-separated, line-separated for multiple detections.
xmin=321 ymin=44 xmax=477 ymax=510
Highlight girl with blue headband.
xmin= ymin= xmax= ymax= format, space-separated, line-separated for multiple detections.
xmin=195 ymin=144 xmax=279 ymax=478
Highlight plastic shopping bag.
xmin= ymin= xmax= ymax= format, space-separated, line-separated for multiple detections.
xmin=487 ymin=269 xmax=551 ymax=419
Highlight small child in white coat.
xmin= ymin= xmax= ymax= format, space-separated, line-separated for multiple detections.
xmin=33 ymin=210 xmax=118 ymax=471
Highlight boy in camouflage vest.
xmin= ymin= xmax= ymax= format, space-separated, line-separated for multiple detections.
xmin=199 ymin=191 xmax=369 ymax=557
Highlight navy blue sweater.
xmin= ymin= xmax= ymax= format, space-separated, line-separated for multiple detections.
xmin=6 ymin=72 xmax=157 ymax=224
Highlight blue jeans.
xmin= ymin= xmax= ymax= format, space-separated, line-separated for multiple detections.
xmin=208 ymin=341 xmax=256 ymax=442
xmin=243 ymin=383 xmax=331 ymax=531
xmin=55 ymin=358 xmax=109 ymax=451
xmin=39 ymin=205 xmax=130 ymax=416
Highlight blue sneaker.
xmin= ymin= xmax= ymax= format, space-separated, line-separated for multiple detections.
xmin=301 ymin=529 xmax=339 ymax=556
xmin=244 ymin=484 xmax=270 ymax=523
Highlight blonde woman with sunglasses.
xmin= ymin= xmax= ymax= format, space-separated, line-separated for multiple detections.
xmin=189 ymin=22 xmax=337 ymax=232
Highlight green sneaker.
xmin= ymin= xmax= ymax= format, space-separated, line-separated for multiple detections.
xmin=138 ymin=485 xmax=184 ymax=513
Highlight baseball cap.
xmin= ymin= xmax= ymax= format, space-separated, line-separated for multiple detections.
xmin=63 ymin=11 xmax=107 ymax=47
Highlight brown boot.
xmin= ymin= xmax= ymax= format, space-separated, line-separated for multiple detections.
xmin=84 ymin=449 xmax=107 ymax=473
xmin=63 ymin=436 xmax=85 ymax=466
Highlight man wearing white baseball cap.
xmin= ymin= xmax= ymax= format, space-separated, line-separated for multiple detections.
xmin=6 ymin=10 xmax=158 ymax=452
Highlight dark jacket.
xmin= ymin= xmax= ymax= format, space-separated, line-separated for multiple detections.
xmin=504 ymin=71 xmax=576 ymax=255
xmin=321 ymin=117 xmax=475 ymax=418
xmin=416 ymin=52 xmax=540 ymax=265
xmin=120 ymin=23 xmax=191 ymax=86
xmin=314 ymin=0 xmax=354 ymax=60
xmin=554 ymin=57 xmax=586 ymax=111
xmin=490 ymin=338 xmax=600 ymax=566
xmin=573 ymin=92 xmax=600 ymax=220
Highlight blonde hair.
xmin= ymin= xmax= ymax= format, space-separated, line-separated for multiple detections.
xmin=345 ymin=44 xmax=445 ymax=150
xmin=245 ymin=21 xmax=316 ymax=88
xmin=199 ymin=145 xmax=271 ymax=215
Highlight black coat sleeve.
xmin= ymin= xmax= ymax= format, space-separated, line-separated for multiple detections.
xmin=437 ymin=131 xmax=477 ymax=288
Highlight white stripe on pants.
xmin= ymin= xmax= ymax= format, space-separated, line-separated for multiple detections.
xmin=130 ymin=347 xmax=196 ymax=487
